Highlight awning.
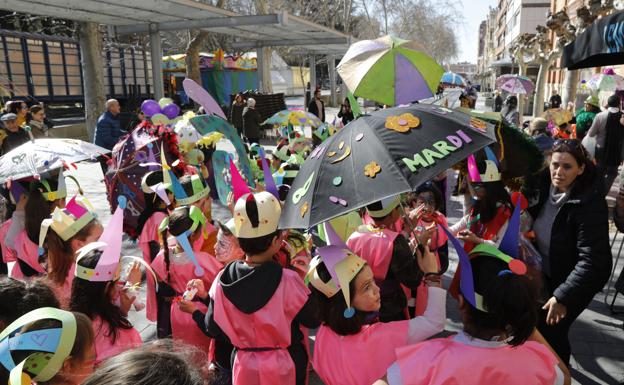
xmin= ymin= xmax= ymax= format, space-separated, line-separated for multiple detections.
xmin=489 ymin=58 xmax=513 ymax=68
xmin=562 ymin=11 xmax=624 ymax=70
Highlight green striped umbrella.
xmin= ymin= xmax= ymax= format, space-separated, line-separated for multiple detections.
xmin=337 ymin=35 xmax=444 ymax=106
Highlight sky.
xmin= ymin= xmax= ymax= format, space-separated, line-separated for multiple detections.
xmin=456 ymin=0 xmax=498 ymax=63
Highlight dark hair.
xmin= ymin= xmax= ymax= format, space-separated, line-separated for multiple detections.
xmin=0 ymin=277 xmax=60 ymax=329
xmin=29 ymin=105 xmax=44 ymax=115
xmin=238 ymin=230 xmax=280 ymax=255
xmin=505 ymin=95 xmax=518 ymax=108
xmin=471 ymin=160 xmax=512 ymax=224
xmin=0 ymin=311 xmax=94 ymax=385
xmin=178 ymin=174 xmax=208 ymax=203
xmin=81 ymin=341 xmax=205 ymax=385
xmin=25 ymin=179 xmax=60 ymax=245
xmin=462 ymin=255 xmax=538 ymax=346
xmin=551 ymin=139 xmax=596 ymax=191
xmin=137 ymin=172 xmax=169 ymax=237
xmin=585 ymin=103 xmax=601 ymax=114
xmin=7 ymin=100 xmax=26 ymax=115
xmin=70 ymin=249 xmax=134 ymax=343
xmin=46 ymin=219 xmax=99 ymax=285
xmin=308 ymin=261 xmax=367 ymax=335
xmin=414 ymin=182 xmax=443 ymax=211
xmin=607 ymin=94 xmax=621 ymax=108
xmin=366 ymin=200 xmax=398 ymax=222
xmin=160 ymin=206 xmax=199 ymax=282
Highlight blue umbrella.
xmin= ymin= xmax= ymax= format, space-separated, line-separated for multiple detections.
xmin=441 ymin=71 xmax=466 ymax=87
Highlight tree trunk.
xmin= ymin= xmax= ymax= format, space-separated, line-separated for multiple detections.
xmin=185 ymin=30 xmax=209 ymax=85
xmin=78 ymin=22 xmax=105 ymax=142
xmin=561 ymin=69 xmax=580 ymax=108
xmin=260 ymin=46 xmax=273 ymax=93
xmin=517 ymin=62 xmax=527 ymax=117
xmin=533 ymin=59 xmax=551 ymax=117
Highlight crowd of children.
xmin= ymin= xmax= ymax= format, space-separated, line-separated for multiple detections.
xmin=0 ymin=106 xmax=580 ymax=385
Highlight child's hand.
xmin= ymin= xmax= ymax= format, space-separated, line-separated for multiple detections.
xmin=119 ymin=289 xmax=136 ymax=315
xmin=178 ymin=300 xmax=197 ymax=314
xmin=126 ymin=262 xmax=142 ymax=286
xmin=416 ymin=245 xmax=439 ymax=274
xmin=187 ymin=279 xmax=208 ymax=299
xmin=409 ymin=204 xmax=425 ymax=221
xmin=416 ymin=224 xmax=436 ymax=246
xmin=457 ymin=230 xmax=482 ymax=245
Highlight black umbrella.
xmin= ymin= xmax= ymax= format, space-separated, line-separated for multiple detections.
xmin=280 ymin=104 xmax=497 ymax=229
xmin=562 ymin=11 xmax=624 ymax=70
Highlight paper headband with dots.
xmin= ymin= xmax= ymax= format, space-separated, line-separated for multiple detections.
xmin=158 ymin=205 xmax=207 ymax=277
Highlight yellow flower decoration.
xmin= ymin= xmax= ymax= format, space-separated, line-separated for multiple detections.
xmin=469 ymin=117 xmax=487 ymax=132
xmin=385 ymin=113 xmax=420 ymax=133
xmin=196 ymin=132 xmax=225 ymax=148
xmin=364 ymin=161 xmax=381 ymax=178
xmin=300 ymin=202 xmax=309 ymax=217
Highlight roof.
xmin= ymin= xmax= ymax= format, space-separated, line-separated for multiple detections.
xmin=0 ymin=0 xmax=350 ymax=55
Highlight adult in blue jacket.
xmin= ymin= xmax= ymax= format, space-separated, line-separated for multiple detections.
xmin=94 ymin=99 xmax=124 ymax=150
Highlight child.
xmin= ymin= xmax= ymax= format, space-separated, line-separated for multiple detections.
xmin=69 ymin=197 xmax=143 ymax=363
xmin=82 ymin=342 xmax=207 ymax=385
xmin=151 ymin=205 xmax=222 ymax=353
xmin=347 ymin=195 xmax=424 ymax=321
xmin=0 ymin=181 xmax=29 ymax=274
xmin=137 ymin=170 xmax=171 ymax=322
xmin=376 ymin=202 xmax=570 ymax=385
xmin=0 ymin=308 xmax=95 ymax=385
xmin=204 ymin=191 xmax=320 ymax=385
xmin=309 ymin=222 xmax=446 ymax=385
xmin=408 ymin=182 xmax=450 ymax=316
xmin=214 ymin=219 xmax=245 ymax=265
xmin=38 ymin=196 xmax=102 ymax=307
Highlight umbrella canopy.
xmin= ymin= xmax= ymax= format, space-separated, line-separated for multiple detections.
xmin=0 ymin=139 xmax=109 ymax=183
xmin=542 ymin=108 xmax=574 ymax=126
xmin=495 ymin=74 xmax=534 ymax=94
xmin=337 ymin=35 xmax=444 ymax=106
xmin=262 ymin=109 xmax=323 ymax=128
xmin=280 ymin=104 xmax=496 ymax=229
xmin=585 ymin=69 xmax=624 ymax=92
xmin=562 ymin=11 xmax=624 ymax=70
xmin=441 ymin=71 xmax=466 ymax=87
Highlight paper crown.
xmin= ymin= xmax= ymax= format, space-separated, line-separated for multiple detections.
xmin=441 ymin=195 xmax=526 ymax=312
xmin=273 ymin=164 xmax=300 ymax=186
xmin=230 ymin=158 xmax=252 ymax=202
xmin=233 ymin=191 xmax=281 ymax=239
xmin=74 ymin=196 xmax=126 ymax=282
xmin=367 ymin=195 xmax=401 ymax=218
xmin=306 ymin=222 xmax=366 ymax=318
xmin=313 ymin=123 xmax=335 ymax=141
xmin=259 ymin=151 xmax=279 ymax=200
xmin=141 ymin=170 xmax=171 ymax=206
xmin=158 ymin=144 xmax=210 ymax=206
xmin=40 ymin=169 xmax=83 ymax=202
xmin=272 ymin=143 xmax=291 ymax=162
xmin=38 ymin=196 xmax=97 ymax=256
xmin=158 ymin=205 xmax=207 ymax=277
xmin=0 ymin=307 xmax=77 ymax=385
xmin=467 ymin=147 xmax=501 ymax=183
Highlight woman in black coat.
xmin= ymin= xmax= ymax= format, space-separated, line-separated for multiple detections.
xmin=528 ymin=139 xmax=612 ymax=365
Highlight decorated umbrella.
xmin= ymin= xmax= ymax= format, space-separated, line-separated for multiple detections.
xmin=104 ymin=123 xmax=183 ymax=238
xmin=280 ymin=104 xmax=497 ymax=229
xmin=495 ymin=74 xmax=534 ymax=94
xmin=262 ymin=109 xmax=323 ymax=128
xmin=441 ymin=71 xmax=466 ymax=87
xmin=0 ymin=139 xmax=109 ymax=183
xmin=585 ymin=68 xmax=624 ymax=92
xmin=337 ymin=35 xmax=444 ymax=106
xmin=542 ymin=108 xmax=574 ymax=126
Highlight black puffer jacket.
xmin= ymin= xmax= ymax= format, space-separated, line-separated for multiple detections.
xmin=528 ymin=172 xmax=612 ymax=311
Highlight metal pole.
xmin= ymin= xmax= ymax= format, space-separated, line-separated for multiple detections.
xmin=149 ymin=24 xmax=164 ymax=100
xmin=256 ymin=46 xmax=264 ymax=92
xmin=329 ymin=55 xmax=337 ymax=107
xmin=310 ymin=55 xmax=317 ymax=89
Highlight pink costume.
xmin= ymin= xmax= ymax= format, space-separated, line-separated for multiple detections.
xmin=152 ymin=244 xmax=222 ymax=354
xmin=210 ymin=268 xmax=309 ymax=385
xmin=0 ymin=220 xmax=16 ymax=264
xmin=138 ymin=211 xmax=167 ymax=322
xmin=312 ymin=286 xmax=446 ymax=385
xmin=390 ymin=334 xmax=558 ymax=385
xmin=92 ymin=315 xmax=142 ymax=364
xmin=10 ymin=229 xmax=45 ymax=280
xmin=347 ymin=226 xmax=398 ymax=281
xmin=413 ymin=214 xmax=448 ymax=316
xmin=46 ymin=263 xmax=76 ymax=309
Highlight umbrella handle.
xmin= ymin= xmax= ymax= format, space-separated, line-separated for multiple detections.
xmin=399 ymin=202 xmax=422 ymax=255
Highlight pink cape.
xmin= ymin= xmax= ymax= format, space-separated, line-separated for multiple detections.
xmin=47 ymin=262 xmax=76 ymax=309
xmin=10 ymin=229 xmax=45 ymax=280
xmin=313 ymin=321 xmax=409 ymax=385
xmin=347 ymin=227 xmax=398 ymax=281
xmin=393 ymin=336 xmax=558 ymax=385
xmin=0 ymin=220 xmax=16 ymax=263
xmin=93 ymin=316 xmax=142 ymax=364
xmin=210 ymin=268 xmax=309 ymax=385
xmin=152 ymin=245 xmax=222 ymax=354
xmin=138 ymin=211 xmax=167 ymax=322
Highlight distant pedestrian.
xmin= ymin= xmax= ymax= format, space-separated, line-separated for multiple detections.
xmin=94 ymin=99 xmax=125 ymax=175
xmin=0 ymin=113 xmax=30 ymax=155
xmin=242 ymin=97 xmax=262 ymax=145
xmin=549 ymin=90 xmax=562 ymax=109
xmin=27 ymin=105 xmax=51 ymax=138
xmin=501 ymin=95 xmax=520 ymax=127
xmin=574 ymin=95 xmax=601 ymax=141
xmin=308 ymin=89 xmax=325 ymax=122
xmin=230 ymin=93 xmax=246 ymax=137
xmin=337 ymin=98 xmax=354 ymax=125
xmin=493 ymin=91 xmax=503 ymax=112
xmin=587 ymin=94 xmax=624 ymax=193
